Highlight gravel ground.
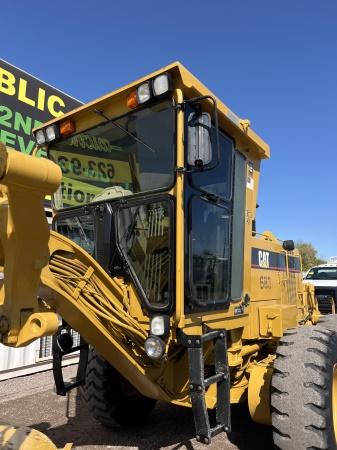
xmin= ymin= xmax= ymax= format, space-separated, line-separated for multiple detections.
xmin=0 ymin=366 xmax=273 ymax=449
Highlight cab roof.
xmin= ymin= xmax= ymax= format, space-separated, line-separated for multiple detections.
xmin=34 ymin=61 xmax=270 ymax=159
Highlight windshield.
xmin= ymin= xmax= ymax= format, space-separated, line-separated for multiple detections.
xmin=118 ymin=199 xmax=172 ymax=309
xmin=49 ymin=99 xmax=175 ymax=209
xmin=306 ymin=267 xmax=337 ymax=280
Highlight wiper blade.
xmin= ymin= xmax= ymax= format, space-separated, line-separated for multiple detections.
xmin=75 ymin=216 xmax=92 ymax=249
xmin=94 ymin=109 xmax=156 ymax=154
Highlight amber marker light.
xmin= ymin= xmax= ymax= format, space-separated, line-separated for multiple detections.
xmin=60 ymin=119 xmax=76 ymax=137
xmin=127 ymin=90 xmax=138 ymax=109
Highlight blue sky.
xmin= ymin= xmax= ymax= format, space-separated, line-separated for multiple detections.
xmin=2 ymin=1 xmax=337 ymax=259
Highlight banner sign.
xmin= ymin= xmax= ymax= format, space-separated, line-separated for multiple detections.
xmin=0 ymin=60 xmax=135 ymax=209
xmin=49 ymin=151 xmax=132 ymax=184
xmin=0 ymin=59 xmax=82 ymax=157
xmin=49 ymin=130 xmax=135 ymax=207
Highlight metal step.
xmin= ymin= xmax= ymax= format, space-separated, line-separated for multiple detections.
xmin=52 ymin=330 xmax=88 ymax=396
xmin=178 ymin=327 xmax=230 ymax=444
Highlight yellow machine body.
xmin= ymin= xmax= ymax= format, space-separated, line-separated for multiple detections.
xmin=0 ymin=63 xmax=320 ymax=431
xmin=0 ymin=423 xmax=72 ymax=450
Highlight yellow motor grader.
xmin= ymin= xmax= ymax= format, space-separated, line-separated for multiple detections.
xmin=0 ymin=62 xmax=336 ymax=450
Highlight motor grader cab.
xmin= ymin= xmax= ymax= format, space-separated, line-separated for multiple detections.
xmin=1 ymin=62 xmax=337 ymax=450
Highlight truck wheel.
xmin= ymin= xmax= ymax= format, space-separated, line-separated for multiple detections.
xmin=318 ymin=313 xmax=337 ymax=332
xmin=271 ymin=326 xmax=337 ymax=450
xmin=82 ymin=348 xmax=156 ymax=428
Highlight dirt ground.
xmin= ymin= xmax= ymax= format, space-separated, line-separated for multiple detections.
xmin=0 ymin=366 xmax=273 ymax=450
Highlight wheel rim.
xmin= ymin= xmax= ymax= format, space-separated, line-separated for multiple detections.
xmin=333 ymin=363 xmax=337 ymax=440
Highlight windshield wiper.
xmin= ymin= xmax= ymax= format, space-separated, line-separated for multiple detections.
xmin=75 ymin=216 xmax=93 ymax=252
xmin=93 ymin=109 xmax=156 ymax=154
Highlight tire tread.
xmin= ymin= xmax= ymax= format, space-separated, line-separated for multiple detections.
xmin=81 ymin=348 xmax=156 ymax=428
xmin=271 ymin=325 xmax=337 ymax=450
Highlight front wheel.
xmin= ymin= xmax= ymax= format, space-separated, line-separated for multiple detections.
xmin=81 ymin=348 xmax=156 ymax=428
xmin=271 ymin=326 xmax=337 ymax=450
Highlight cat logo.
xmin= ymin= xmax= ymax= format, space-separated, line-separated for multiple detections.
xmin=258 ymin=250 xmax=270 ymax=268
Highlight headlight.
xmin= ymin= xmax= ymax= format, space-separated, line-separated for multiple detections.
xmin=150 ymin=315 xmax=169 ymax=336
xmin=35 ymin=129 xmax=46 ymax=145
xmin=144 ymin=336 xmax=165 ymax=359
xmin=137 ymin=82 xmax=151 ymax=104
xmin=152 ymin=73 xmax=171 ymax=96
xmin=45 ymin=125 xmax=60 ymax=142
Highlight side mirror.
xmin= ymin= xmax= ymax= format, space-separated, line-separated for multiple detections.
xmin=187 ymin=111 xmax=212 ymax=167
xmin=283 ymin=240 xmax=295 ymax=251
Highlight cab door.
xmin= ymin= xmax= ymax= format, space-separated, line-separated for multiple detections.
xmin=184 ymin=129 xmax=246 ymax=313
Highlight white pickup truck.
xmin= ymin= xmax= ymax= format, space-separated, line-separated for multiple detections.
xmin=304 ymin=262 xmax=337 ymax=314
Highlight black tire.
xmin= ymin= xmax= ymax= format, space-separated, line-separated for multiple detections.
xmin=271 ymin=326 xmax=337 ymax=450
xmin=82 ymin=348 xmax=156 ymax=428
xmin=317 ymin=313 xmax=337 ymax=332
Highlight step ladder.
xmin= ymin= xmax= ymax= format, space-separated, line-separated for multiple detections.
xmin=52 ymin=330 xmax=88 ymax=396
xmin=178 ymin=327 xmax=231 ymax=445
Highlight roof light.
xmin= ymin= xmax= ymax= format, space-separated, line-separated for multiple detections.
xmin=127 ymin=90 xmax=138 ymax=109
xmin=152 ymin=73 xmax=171 ymax=96
xmin=45 ymin=125 xmax=60 ymax=143
xmin=60 ymin=120 xmax=76 ymax=137
xmin=35 ymin=129 xmax=46 ymax=145
xmin=137 ymin=82 xmax=151 ymax=104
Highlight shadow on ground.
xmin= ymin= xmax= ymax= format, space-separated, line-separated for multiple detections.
xmin=228 ymin=403 xmax=273 ymax=450
xmin=32 ymin=390 xmax=273 ymax=450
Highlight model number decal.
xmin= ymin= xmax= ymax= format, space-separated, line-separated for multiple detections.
xmin=260 ymin=276 xmax=272 ymax=289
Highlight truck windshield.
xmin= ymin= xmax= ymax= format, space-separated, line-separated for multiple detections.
xmin=306 ymin=267 xmax=337 ymax=280
xmin=49 ymin=99 xmax=175 ymax=209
